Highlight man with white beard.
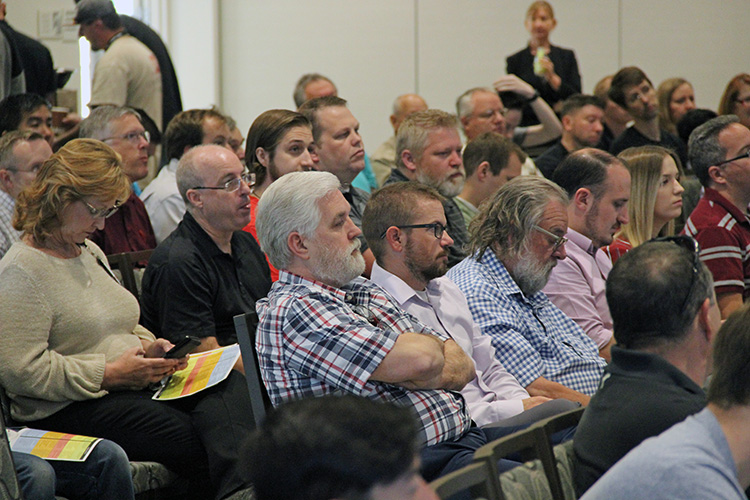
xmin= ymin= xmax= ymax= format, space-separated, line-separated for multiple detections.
xmin=448 ymin=176 xmax=606 ymax=406
xmin=384 ymin=109 xmax=469 ymax=267
xmin=254 ymin=170 xmax=512 ymax=482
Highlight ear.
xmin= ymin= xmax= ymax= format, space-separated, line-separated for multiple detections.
xmin=476 ymin=161 xmax=491 ymax=181
xmin=186 ymin=188 xmax=203 ymax=209
xmin=182 ymin=144 xmax=193 ymax=157
xmin=561 ymin=114 xmax=573 ymax=132
xmin=697 ymin=298 xmax=717 ymax=343
xmin=382 ymin=226 xmax=406 ymax=253
xmin=256 ymin=147 xmax=270 ymax=168
xmin=0 ymin=170 xmax=12 ymax=193
xmin=389 ymin=114 xmax=399 ymax=130
xmin=287 ymin=231 xmax=310 ymax=260
xmin=400 ymin=149 xmax=417 ymax=173
xmin=572 ymin=187 xmax=593 ymax=211
xmin=707 ymin=165 xmax=727 ymax=187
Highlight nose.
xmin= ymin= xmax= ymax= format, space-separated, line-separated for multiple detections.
xmin=593 ymin=120 xmax=604 ymax=133
xmin=94 ymin=216 xmax=106 ymax=230
xmin=41 ymin=124 xmax=53 ymax=142
xmin=686 ymin=100 xmax=696 ymax=111
xmin=347 ymin=217 xmax=362 ymax=239
xmin=675 ymin=180 xmax=685 ymax=195
xmin=238 ymin=176 xmax=252 ymax=195
xmin=351 ymin=130 xmax=362 ymax=147
xmin=299 ymin=149 xmax=315 ymax=170
xmin=441 ymin=229 xmax=454 ymax=247
xmin=553 ymin=242 xmax=566 ymax=260
xmin=618 ymin=206 xmax=630 ymax=225
xmin=450 ymin=151 xmax=462 ymax=167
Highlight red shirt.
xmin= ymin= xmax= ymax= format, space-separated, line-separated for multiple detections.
xmin=602 ymin=237 xmax=633 ymax=265
xmin=243 ymin=195 xmax=279 ymax=282
xmin=89 ymin=192 xmax=156 ymax=264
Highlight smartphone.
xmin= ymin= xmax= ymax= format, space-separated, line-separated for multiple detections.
xmin=164 ymin=336 xmax=201 ymax=359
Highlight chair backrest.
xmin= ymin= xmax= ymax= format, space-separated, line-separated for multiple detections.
xmin=233 ymin=313 xmax=272 ymax=428
xmin=430 ymin=460 xmax=500 ymax=500
xmin=535 ymin=407 xmax=585 ymax=500
xmin=106 ymin=249 xmax=154 ymax=300
xmin=0 ymin=399 xmax=24 ymax=500
xmin=552 ymin=440 xmax=577 ymax=500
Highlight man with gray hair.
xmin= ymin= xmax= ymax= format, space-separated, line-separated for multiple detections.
xmin=370 ymin=93 xmax=428 ymax=187
xmin=255 ymin=170 xmax=507 ymax=481
xmin=79 ymin=105 xmax=156 ymax=255
xmin=573 ymin=236 xmax=719 ymax=495
xmin=683 ymin=115 xmax=750 ymax=319
xmin=0 ymin=130 xmax=51 ymax=258
xmin=293 ymin=73 xmax=337 ymax=109
xmin=448 ymin=177 xmax=606 ymax=405
xmin=385 ymin=109 xmax=469 ymax=267
xmin=140 ymin=144 xmax=271 ymax=363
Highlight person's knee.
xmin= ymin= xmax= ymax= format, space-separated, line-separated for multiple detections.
xmin=92 ymin=439 xmax=131 ymax=474
xmin=14 ymin=452 xmax=56 ymax=500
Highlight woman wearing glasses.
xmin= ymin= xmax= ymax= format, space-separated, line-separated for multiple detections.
xmin=718 ymin=73 xmax=750 ymax=130
xmin=0 ymin=139 xmax=250 ymax=499
xmin=603 ymin=146 xmax=685 ymax=264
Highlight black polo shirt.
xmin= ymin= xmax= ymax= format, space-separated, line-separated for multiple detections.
xmin=140 ymin=211 xmax=271 ymax=345
xmin=572 ymin=346 xmax=706 ymax=496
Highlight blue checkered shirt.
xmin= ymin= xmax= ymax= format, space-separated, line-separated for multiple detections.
xmin=447 ymin=250 xmax=605 ymax=395
xmin=255 ymin=270 xmax=472 ymax=446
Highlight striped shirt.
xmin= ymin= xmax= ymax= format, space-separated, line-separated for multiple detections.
xmin=255 ymin=270 xmax=472 ymax=447
xmin=683 ymin=188 xmax=750 ymax=298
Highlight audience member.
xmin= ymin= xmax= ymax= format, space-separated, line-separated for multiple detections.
xmin=386 ymin=109 xmax=469 ymax=268
xmin=574 ymin=236 xmax=717 ymax=495
xmin=448 ymin=176 xmax=606 ymax=405
xmin=244 ymin=395 xmax=439 ymax=500
xmin=683 ymin=115 xmax=750 ymax=319
xmin=608 ymin=66 xmax=687 ymax=165
xmin=255 ymin=171 xmax=502 ymax=481
xmin=292 ymin=72 xmax=337 ymax=108
xmin=581 ymin=299 xmax=748 ymax=500
xmin=657 ymin=77 xmax=696 ymax=137
xmin=299 ymin=96 xmax=375 ymax=274
xmin=74 ymin=0 xmax=162 ymax=131
xmin=243 ymin=109 xmax=315 ymax=281
xmin=456 ymin=87 xmax=507 ymax=141
xmin=676 ymin=108 xmax=717 ymax=146
xmin=592 ymin=75 xmax=631 ymax=152
xmin=79 ymin=105 xmax=156 ymax=256
xmin=364 ymin=182 xmax=585 ymax=430
xmin=603 ymin=146 xmax=684 ymax=264
xmin=494 ymin=74 xmax=562 ymax=150
xmin=506 ymin=1 xmax=581 ymax=124
xmin=535 ymin=94 xmax=604 ymax=178
xmin=0 ymin=93 xmax=53 ymax=147
xmin=140 ymin=108 xmax=232 ymax=242
xmin=140 ymin=145 xmax=271 ymax=362
xmin=455 ymin=131 xmax=524 ymax=227
xmin=371 ymin=93 xmax=428 ymax=187
xmin=718 ymin=73 xmax=750 ymax=130
xmin=544 ymin=149 xmax=630 ymax=360
xmin=0 ymin=18 xmax=23 ymax=100
xmin=225 ymin=115 xmax=245 ymax=163
xmin=0 ymin=131 xmax=51 ymax=257
xmin=0 ymin=139 xmax=253 ymax=499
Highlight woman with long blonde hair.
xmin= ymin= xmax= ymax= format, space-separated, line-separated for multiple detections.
xmin=603 ymin=146 xmax=685 ymax=264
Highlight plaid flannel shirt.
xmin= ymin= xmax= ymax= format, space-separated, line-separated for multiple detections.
xmin=256 ymin=270 xmax=472 ymax=446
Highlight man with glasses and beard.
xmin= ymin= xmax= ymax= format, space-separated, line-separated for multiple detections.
xmin=255 ymin=170 xmax=519 ymax=482
xmin=448 ymin=177 xmax=606 ymax=406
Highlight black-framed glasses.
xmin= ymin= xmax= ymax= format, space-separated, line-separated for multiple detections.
xmin=533 ymin=225 xmax=567 ymax=252
xmin=103 ymin=130 xmax=151 ymax=144
xmin=380 ymin=222 xmax=447 ymax=240
xmin=83 ymin=200 xmax=121 ymax=219
xmin=651 ymin=235 xmax=700 ymax=310
xmin=191 ymin=172 xmax=256 ymax=192
xmin=715 ymin=150 xmax=750 ymax=167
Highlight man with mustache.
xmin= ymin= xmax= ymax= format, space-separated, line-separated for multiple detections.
xmin=384 ymin=109 xmax=469 ymax=268
xmin=543 ymin=149 xmax=631 ymax=362
xmin=448 ymin=177 xmax=606 ymax=406
xmin=79 ymin=105 xmax=156 ymax=256
xmin=255 ymin=171 xmax=517 ymax=482
xmin=140 ymin=145 xmax=271 ymax=368
xmin=299 ymin=95 xmax=375 ymax=275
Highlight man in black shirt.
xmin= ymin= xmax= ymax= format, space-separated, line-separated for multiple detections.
xmin=573 ymin=237 xmax=720 ymax=495
xmin=140 ymin=144 xmax=271 ymax=371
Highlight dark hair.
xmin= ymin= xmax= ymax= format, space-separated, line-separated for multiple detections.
xmin=242 ymin=395 xmax=418 ymax=500
xmin=245 ymin=110 xmax=312 ymax=186
xmin=362 ymin=182 xmax=445 ymax=263
xmin=559 ymin=94 xmax=604 ymax=118
xmin=463 ymin=132 xmax=524 ymax=178
xmin=688 ymin=115 xmax=738 ymax=188
xmin=609 ymin=67 xmax=652 ymax=109
xmin=607 ymin=239 xmax=713 ymax=349
xmin=0 ymin=94 xmax=51 ymax=135
xmin=551 ymin=148 xmax=619 ymax=198
xmin=163 ymin=108 xmax=227 ymax=161
xmin=298 ymin=95 xmax=348 ymax=143
xmin=708 ymin=304 xmax=750 ymax=409
xmin=676 ymin=108 xmax=718 ymax=146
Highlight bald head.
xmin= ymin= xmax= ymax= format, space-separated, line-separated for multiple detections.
xmin=177 ymin=144 xmax=241 ymax=205
xmin=390 ymin=94 xmax=428 ymax=133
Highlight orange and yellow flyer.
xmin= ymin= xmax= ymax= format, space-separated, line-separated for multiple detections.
xmin=152 ymin=344 xmax=240 ymax=400
xmin=8 ymin=428 xmax=101 ymax=462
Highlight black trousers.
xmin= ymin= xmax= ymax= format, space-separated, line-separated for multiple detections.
xmin=28 ymin=371 xmax=254 ymax=500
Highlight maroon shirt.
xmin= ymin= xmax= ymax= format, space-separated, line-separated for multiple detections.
xmin=89 ymin=192 xmax=156 ymax=262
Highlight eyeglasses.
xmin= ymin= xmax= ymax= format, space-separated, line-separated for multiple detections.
xmin=380 ymin=222 xmax=447 ymax=240
xmin=533 ymin=225 xmax=567 ymax=252
xmin=191 ymin=172 xmax=256 ymax=192
xmin=102 ymin=130 xmax=151 ymax=144
xmin=6 ymin=164 xmax=42 ymax=175
xmin=715 ymin=150 xmax=750 ymax=167
xmin=476 ymin=108 xmax=508 ymax=119
xmin=83 ymin=200 xmax=121 ymax=218
xmin=625 ymin=83 xmax=654 ymax=105
xmin=651 ymin=235 xmax=700 ymax=310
